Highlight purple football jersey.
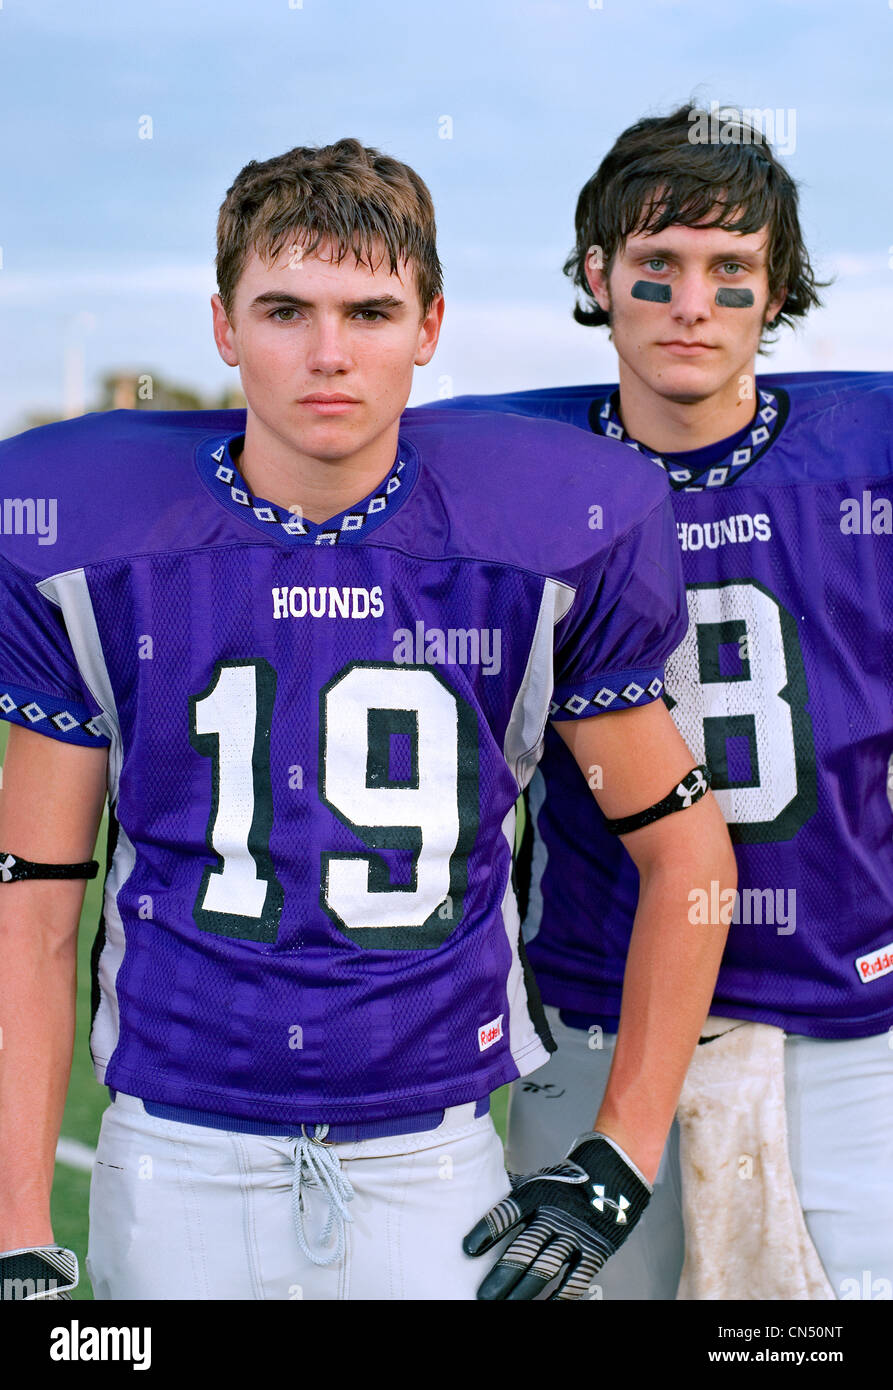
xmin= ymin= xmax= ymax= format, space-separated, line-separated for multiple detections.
xmin=0 ymin=406 xmax=685 ymax=1123
xmin=434 ymin=373 xmax=893 ymax=1039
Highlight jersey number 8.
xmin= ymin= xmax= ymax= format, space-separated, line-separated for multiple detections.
xmin=663 ymin=579 xmax=817 ymax=844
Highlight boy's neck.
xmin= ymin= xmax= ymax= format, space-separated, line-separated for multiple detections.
xmin=236 ymin=414 xmax=402 ymax=525
xmin=616 ymin=361 xmax=759 ymax=454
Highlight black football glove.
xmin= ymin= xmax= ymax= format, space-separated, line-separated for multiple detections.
xmin=0 ymin=1246 xmax=79 ymax=1300
xmin=463 ymin=1132 xmax=651 ymax=1300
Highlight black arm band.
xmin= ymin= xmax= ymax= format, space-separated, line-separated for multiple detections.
xmin=602 ymin=765 xmax=711 ymax=836
xmin=0 ymin=853 xmax=99 ymax=883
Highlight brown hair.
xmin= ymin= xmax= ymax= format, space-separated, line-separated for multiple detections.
xmin=565 ymin=103 xmax=826 ymax=345
xmin=216 ymin=138 xmax=442 ymax=318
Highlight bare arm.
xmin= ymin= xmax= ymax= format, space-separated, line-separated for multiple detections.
xmin=0 ymin=725 xmax=108 ymax=1248
xmin=552 ymin=697 xmax=736 ymax=1183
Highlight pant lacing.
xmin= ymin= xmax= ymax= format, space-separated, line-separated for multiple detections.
xmin=291 ymin=1124 xmax=355 ymax=1266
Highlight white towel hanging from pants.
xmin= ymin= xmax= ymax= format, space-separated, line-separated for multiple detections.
xmin=676 ymin=1018 xmax=835 ymax=1301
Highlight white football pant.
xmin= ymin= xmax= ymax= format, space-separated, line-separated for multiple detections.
xmin=87 ymin=1093 xmax=510 ymax=1300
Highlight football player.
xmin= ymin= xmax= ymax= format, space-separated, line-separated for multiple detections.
xmin=434 ymin=104 xmax=893 ymax=1298
xmin=0 ymin=139 xmax=735 ymax=1301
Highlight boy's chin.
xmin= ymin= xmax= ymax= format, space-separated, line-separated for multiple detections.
xmin=644 ymin=363 xmax=740 ymax=406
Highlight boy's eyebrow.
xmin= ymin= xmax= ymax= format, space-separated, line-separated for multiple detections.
xmin=627 ymin=239 xmax=766 ymax=263
xmin=249 ymin=291 xmax=408 ymax=311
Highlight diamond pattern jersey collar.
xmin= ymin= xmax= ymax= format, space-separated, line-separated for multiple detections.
xmin=196 ymin=434 xmax=419 ymax=544
xmin=588 ymin=386 xmax=790 ymax=491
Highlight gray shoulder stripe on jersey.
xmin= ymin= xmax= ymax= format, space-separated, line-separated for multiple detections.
xmin=503 ymin=578 xmax=575 ymax=791
xmin=37 ymin=569 xmax=122 ymax=802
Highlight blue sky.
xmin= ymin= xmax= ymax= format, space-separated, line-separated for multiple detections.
xmin=1 ymin=0 xmax=891 ymax=434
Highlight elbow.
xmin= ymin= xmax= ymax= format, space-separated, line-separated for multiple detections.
xmin=629 ymin=789 xmax=737 ymax=892
xmin=687 ymin=791 xmax=738 ymax=892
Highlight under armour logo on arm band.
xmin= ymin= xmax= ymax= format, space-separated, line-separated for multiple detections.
xmin=0 ymin=853 xmax=99 ymax=883
xmin=601 ymin=764 xmax=711 ymax=836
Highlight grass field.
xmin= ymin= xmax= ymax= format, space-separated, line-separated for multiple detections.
xmin=1 ymin=720 xmax=511 ymax=1300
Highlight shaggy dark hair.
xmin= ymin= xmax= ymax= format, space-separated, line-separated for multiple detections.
xmin=565 ymin=103 xmax=826 ymax=344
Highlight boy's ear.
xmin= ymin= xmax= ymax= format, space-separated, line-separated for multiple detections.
xmin=415 ymin=293 xmax=445 ymax=367
xmin=211 ymin=294 xmax=239 ymax=368
xmin=584 ymin=248 xmax=611 ymax=314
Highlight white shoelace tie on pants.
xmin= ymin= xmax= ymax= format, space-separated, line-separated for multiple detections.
xmin=290 ymin=1124 xmax=356 ymax=1267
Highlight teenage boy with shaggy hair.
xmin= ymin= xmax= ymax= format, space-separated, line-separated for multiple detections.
xmin=439 ymin=104 xmax=893 ymax=1300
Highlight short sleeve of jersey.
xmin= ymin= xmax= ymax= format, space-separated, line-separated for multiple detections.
xmin=0 ymin=553 xmax=110 ymax=747
xmin=550 ymin=494 xmax=687 ymax=720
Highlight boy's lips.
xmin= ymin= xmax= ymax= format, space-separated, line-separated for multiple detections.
xmin=298 ymin=393 xmax=361 ymax=414
xmin=657 ymin=341 xmax=716 ymax=356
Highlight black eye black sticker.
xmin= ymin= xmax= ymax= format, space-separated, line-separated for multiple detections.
xmin=631 ymin=281 xmax=672 ymax=303
xmin=715 ymin=287 xmax=754 ymax=307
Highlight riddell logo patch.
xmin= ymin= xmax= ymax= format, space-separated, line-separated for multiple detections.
xmin=855 ymin=943 xmax=893 ymax=983
xmin=478 ymin=1015 xmax=504 ymax=1051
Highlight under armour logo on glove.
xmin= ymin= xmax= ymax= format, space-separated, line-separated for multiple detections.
xmin=591 ymin=1184 xmax=630 ymax=1223
xmin=0 ymin=856 xmax=16 ymax=883
xmin=463 ymin=1133 xmax=652 ymax=1300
